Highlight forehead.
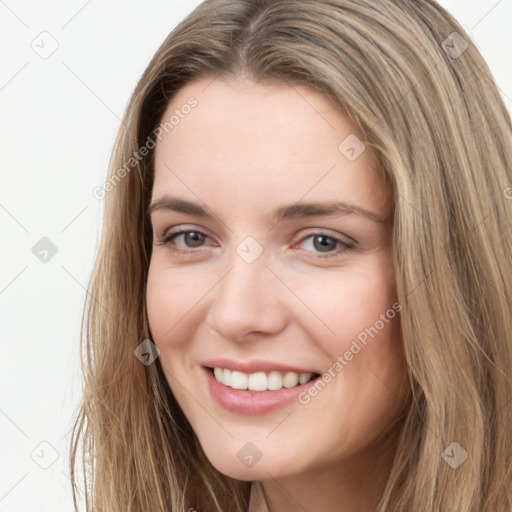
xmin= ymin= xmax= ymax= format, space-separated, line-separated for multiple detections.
xmin=152 ymin=77 xmax=390 ymax=222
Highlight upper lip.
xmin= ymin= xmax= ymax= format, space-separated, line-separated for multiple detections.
xmin=202 ymin=358 xmax=319 ymax=375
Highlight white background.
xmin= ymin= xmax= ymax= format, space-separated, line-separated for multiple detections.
xmin=0 ymin=1 xmax=510 ymax=510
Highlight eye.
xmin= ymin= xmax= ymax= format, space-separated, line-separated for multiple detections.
xmin=157 ymin=229 xmax=354 ymax=259
xmin=296 ymin=233 xmax=354 ymax=259
xmin=160 ymin=230 xmax=211 ymax=253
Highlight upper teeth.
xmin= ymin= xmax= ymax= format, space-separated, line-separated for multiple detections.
xmin=213 ymin=367 xmax=315 ymax=391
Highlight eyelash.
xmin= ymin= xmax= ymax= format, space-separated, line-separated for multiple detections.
xmin=159 ymin=229 xmax=354 ymax=259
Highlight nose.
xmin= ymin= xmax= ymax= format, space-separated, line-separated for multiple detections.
xmin=205 ymin=243 xmax=288 ymax=342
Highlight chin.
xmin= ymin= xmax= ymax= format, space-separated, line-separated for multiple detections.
xmin=198 ymin=435 xmax=311 ymax=482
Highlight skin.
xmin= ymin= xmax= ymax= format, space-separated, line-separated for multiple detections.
xmin=146 ymin=76 xmax=411 ymax=511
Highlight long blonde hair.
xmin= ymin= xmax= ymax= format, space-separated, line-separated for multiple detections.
xmin=70 ymin=0 xmax=512 ymax=510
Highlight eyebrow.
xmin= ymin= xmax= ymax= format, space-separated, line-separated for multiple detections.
xmin=147 ymin=196 xmax=386 ymax=224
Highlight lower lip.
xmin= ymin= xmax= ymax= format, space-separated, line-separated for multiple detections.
xmin=203 ymin=366 xmax=320 ymax=415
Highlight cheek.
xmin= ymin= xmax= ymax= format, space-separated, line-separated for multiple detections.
xmin=289 ymin=263 xmax=399 ymax=359
xmin=145 ymin=265 xmax=203 ymax=348
xmin=146 ymin=269 xmax=170 ymax=342
xmin=145 ymin=267 xmax=202 ymax=408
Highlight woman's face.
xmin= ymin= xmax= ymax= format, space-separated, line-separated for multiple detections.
xmin=146 ymin=76 xmax=409 ymax=482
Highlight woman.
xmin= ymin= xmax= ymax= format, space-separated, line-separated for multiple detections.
xmin=70 ymin=0 xmax=512 ymax=510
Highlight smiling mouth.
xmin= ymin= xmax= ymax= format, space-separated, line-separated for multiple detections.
xmin=206 ymin=366 xmax=320 ymax=392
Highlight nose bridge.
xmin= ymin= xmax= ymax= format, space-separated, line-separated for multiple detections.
xmin=206 ymin=235 xmax=286 ymax=340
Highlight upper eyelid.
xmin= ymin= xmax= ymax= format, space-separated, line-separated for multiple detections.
xmin=153 ymin=212 xmax=364 ymax=241
xmin=161 ymin=227 xmax=354 ymax=247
